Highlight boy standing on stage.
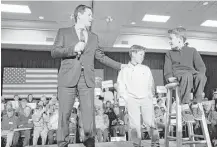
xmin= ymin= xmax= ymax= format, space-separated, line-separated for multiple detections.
xmin=117 ymin=45 xmax=160 ymax=147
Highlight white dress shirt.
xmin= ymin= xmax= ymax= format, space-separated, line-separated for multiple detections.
xmin=74 ymin=24 xmax=88 ymax=43
xmin=117 ymin=62 xmax=154 ymax=100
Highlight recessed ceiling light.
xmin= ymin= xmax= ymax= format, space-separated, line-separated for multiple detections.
xmin=203 ymin=2 xmax=208 ymax=5
xmin=39 ymin=16 xmax=44 ymax=20
xmin=142 ymin=14 xmax=170 ymax=23
xmin=1 ymin=4 xmax=31 ymax=14
xmin=201 ymin=20 xmax=217 ymax=27
xmin=131 ymin=22 xmax=136 ymax=25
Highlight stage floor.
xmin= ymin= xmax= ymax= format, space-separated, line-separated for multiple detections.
xmin=28 ymin=139 xmax=208 ymax=147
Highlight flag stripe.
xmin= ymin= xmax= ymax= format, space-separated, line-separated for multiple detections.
xmin=26 ymin=79 xmax=58 ymax=83
xmin=26 ymin=74 xmax=58 ymax=78
xmin=3 ymin=84 xmax=57 ymax=88
xmin=26 ymin=69 xmax=58 ymax=73
xmin=3 ymin=89 xmax=57 ymax=93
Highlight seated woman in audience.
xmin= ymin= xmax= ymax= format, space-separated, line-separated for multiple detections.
xmin=1 ymin=105 xmax=20 ymax=147
xmin=47 ymin=102 xmax=59 ymax=145
xmin=69 ymin=107 xmax=78 ymax=144
xmin=17 ymin=104 xmax=33 ymax=146
xmin=95 ymin=106 xmax=109 ymax=142
xmin=2 ymin=101 xmax=13 ymax=117
xmin=32 ymin=101 xmax=49 ymax=145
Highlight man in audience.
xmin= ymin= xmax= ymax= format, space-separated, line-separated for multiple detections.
xmin=164 ymin=27 xmax=207 ymax=121
xmin=17 ymin=99 xmax=30 ymax=116
xmin=13 ymin=95 xmax=21 ymax=114
xmin=95 ymin=106 xmax=109 ymax=142
xmin=32 ymin=101 xmax=49 ymax=145
xmin=117 ymin=45 xmax=159 ymax=147
xmin=104 ymin=101 xmax=125 ymax=137
xmin=1 ymin=95 xmax=6 ymax=114
xmin=47 ymin=102 xmax=59 ymax=144
xmin=212 ymin=90 xmax=217 ymax=100
xmin=27 ymin=94 xmax=37 ymax=103
xmin=1 ymin=106 xmax=20 ymax=147
xmin=69 ymin=107 xmax=78 ymax=144
xmin=17 ymin=104 xmax=33 ymax=146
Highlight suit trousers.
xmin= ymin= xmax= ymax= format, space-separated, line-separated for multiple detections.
xmin=57 ymin=71 xmax=95 ymax=146
xmin=176 ymin=72 xmax=207 ymax=104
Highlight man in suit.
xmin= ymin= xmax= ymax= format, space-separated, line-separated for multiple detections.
xmin=51 ymin=4 xmax=126 ymax=147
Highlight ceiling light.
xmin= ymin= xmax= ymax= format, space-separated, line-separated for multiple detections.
xmin=131 ymin=22 xmax=136 ymax=25
xmin=39 ymin=16 xmax=44 ymax=20
xmin=201 ymin=20 xmax=217 ymax=27
xmin=1 ymin=4 xmax=31 ymax=14
xmin=142 ymin=14 xmax=170 ymax=23
xmin=203 ymin=2 xmax=208 ymax=5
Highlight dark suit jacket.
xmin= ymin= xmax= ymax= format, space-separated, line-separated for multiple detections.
xmin=51 ymin=26 xmax=121 ymax=88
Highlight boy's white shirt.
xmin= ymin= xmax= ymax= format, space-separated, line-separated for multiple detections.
xmin=117 ymin=62 xmax=154 ymax=103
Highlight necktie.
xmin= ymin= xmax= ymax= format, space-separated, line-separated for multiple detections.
xmin=77 ymin=28 xmax=86 ymax=59
xmin=80 ymin=28 xmax=85 ymax=43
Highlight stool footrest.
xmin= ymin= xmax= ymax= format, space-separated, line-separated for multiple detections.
xmin=182 ymin=140 xmax=207 ymax=144
xmin=191 ymin=135 xmax=204 ymax=139
xmin=167 ymin=136 xmax=177 ymax=141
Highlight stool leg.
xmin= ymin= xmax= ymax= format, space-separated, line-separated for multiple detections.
xmin=175 ymin=87 xmax=182 ymax=146
xmin=198 ymin=103 xmax=212 ymax=147
xmin=187 ymin=122 xmax=195 ymax=147
xmin=164 ymin=89 xmax=172 ymax=147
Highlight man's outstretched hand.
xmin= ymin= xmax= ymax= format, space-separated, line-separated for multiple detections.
xmin=168 ymin=77 xmax=178 ymax=83
xmin=121 ymin=64 xmax=128 ymax=69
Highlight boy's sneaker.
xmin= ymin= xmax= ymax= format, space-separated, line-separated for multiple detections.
xmin=191 ymin=103 xmax=202 ymax=120
xmin=181 ymin=104 xmax=195 ymax=122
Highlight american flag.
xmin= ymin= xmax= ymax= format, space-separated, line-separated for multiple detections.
xmin=2 ymin=68 xmax=58 ymax=99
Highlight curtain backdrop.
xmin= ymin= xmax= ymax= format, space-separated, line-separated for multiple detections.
xmin=1 ymin=49 xmax=217 ymax=99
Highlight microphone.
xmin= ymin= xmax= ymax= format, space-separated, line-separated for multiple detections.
xmin=77 ymin=40 xmax=85 ymax=59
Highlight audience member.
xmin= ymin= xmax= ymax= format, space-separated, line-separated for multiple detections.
xmin=47 ymin=102 xmax=59 ymax=144
xmin=95 ymin=106 xmax=109 ymax=142
xmin=104 ymin=101 xmax=125 ymax=137
xmin=27 ymin=94 xmax=37 ymax=103
xmin=69 ymin=107 xmax=78 ymax=144
xmin=17 ymin=99 xmax=30 ymax=116
xmin=1 ymin=107 xmax=20 ymax=147
xmin=1 ymin=95 xmax=6 ymax=112
xmin=32 ymin=101 xmax=49 ymax=145
xmin=103 ymin=88 xmax=114 ymax=104
xmin=17 ymin=106 xmax=33 ymax=146
xmin=12 ymin=95 xmax=21 ymax=113
xmin=213 ymin=90 xmax=217 ymax=100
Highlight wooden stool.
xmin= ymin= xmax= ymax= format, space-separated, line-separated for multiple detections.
xmin=164 ymin=82 xmax=212 ymax=147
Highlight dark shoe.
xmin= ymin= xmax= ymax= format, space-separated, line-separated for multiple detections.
xmin=191 ymin=103 xmax=202 ymax=120
xmin=83 ymin=137 xmax=95 ymax=147
xmin=181 ymin=104 xmax=195 ymax=122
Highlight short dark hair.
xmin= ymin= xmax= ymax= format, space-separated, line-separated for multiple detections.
xmin=129 ymin=45 xmax=146 ymax=57
xmin=168 ymin=27 xmax=188 ymax=45
xmin=74 ymin=4 xmax=92 ymax=23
